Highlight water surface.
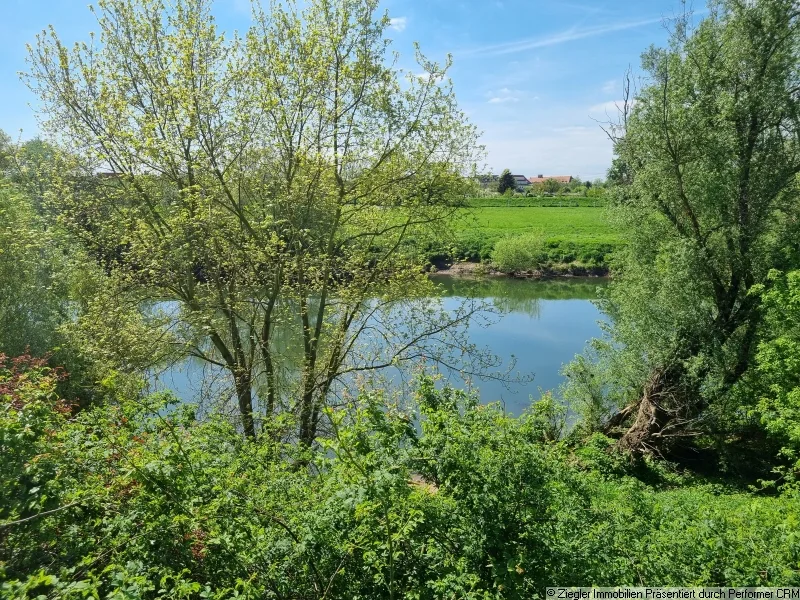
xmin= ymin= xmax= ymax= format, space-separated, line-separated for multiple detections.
xmin=430 ymin=275 xmax=606 ymax=413
xmin=151 ymin=277 xmax=607 ymax=415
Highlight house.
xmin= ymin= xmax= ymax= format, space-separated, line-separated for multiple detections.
xmin=528 ymin=174 xmax=573 ymax=184
xmin=512 ymin=174 xmax=531 ymax=190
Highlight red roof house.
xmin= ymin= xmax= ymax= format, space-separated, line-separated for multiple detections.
xmin=528 ymin=175 xmax=573 ymax=184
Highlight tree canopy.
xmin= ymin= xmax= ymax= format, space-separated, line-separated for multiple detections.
xmin=566 ymin=0 xmax=800 ymax=463
xmin=24 ymin=0 xmax=484 ymax=441
xmin=497 ymin=169 xmax=515 ymax=194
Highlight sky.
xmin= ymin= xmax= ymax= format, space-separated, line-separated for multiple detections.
xmin=0 ymin=0 xmax=703 ymax=181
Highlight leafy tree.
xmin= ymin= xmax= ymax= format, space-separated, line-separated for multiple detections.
xmin=25 ymin=0 xmax=483 ymax=441
xmin=491 ymin=232 xmax=548 ymax=273
xmin=476 ymin=172 xmax=499 ymax=194
xmin=0 ymin=183 xmax=65 ymax=357
xmin=497 ymin=169 xmax=515 ymax=194
xmin=0 ymin=172 xmax=140 ymax=407
xmin=606 ymin=156 xmax=633 ymax=187
xmin=567 ymin=0 xmax=800 ymax=457
xmin=586 ymin=186 xmax=606 ymax=199
xmin=754 ymin=270 xmax=800 ymax=492
xmin=6 ymin=138 xmax=59 ymax=214
xmin=0 ymin=129 xmax=12 ymax=173
xmin=542 ymin=178 xmax=561 ymax=195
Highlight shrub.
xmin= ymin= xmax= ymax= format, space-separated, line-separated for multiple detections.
xmin=491 ymin=232 xmax=548 ymax=273
xmin=754 ymin=270 xmax=800 ymax=493
xmin=2 ymin=371 xmax=798 ymax=597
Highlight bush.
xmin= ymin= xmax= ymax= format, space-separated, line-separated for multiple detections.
xmin=3 ymin=368 xmax=798 ymax=598
xmin=491 ymin=232 xmax=549 ymax=273
xmin=754 ymin=270 xmax=800 ymax=493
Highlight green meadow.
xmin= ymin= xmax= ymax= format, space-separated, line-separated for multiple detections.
xmin=457 ymin=206 xmax=618 ymax=241
xmin=431 ymin=205 xmax=623 ymax=271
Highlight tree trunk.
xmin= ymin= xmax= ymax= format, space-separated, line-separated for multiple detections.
xmin=235 ymin=374 xmax=256 ymax=439
xmin=616 ymin=391 xmax=669 ymax=455
xmin=298 ymin=383 xmax=316 ymax=447
xmin=606 ymin=367 xmax=691 ymax=456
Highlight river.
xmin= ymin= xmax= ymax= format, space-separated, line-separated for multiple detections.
xmin=150 ymin=276 xmax=607 ymax=416
xmin=430 ymin=275 xmax=606 ymax=413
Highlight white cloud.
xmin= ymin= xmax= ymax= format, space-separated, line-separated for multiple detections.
xmin=602 ymin=79 xmax=617 ymax=94
xmin=389 ymin=17 xmax=407 ymax=32
xmin=458 ymin=17 xmax=663 ymax=57
xmin=485 ymin=88 xmax=524 ymax=104
xmin=413 ymin=72 xmax=444 ymax=83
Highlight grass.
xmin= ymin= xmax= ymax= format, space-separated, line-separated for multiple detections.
xmin=379 ymin=204 xmax=622 ymax=272
xmin=423 ymin=206 xmax=623 ymax=271
xmin=456 ymin=206 xmax=619 ymax=242
xmin=465 ymin=196 xmax=608 ymax=208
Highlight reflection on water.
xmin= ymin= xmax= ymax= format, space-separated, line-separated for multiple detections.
xmin=433 ymin=275 xmax=602 ymax=302
xmin=430 ymin=275 xmax=607 ymax=413
xmin=150 ymin=276 xmax=607 ymax=416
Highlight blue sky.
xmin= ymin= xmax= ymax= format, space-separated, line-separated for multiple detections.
xmin=0 ymin=0 xmax=700 ymax=180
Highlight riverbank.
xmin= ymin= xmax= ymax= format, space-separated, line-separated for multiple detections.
xmin=431 ymin=259 xmax=610 ymax=279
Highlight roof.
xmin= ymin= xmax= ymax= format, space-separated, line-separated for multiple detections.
xmin=528 ymin=175 xmax=573 ymax=184
xmin=512 ymin=174 xmax=531 ymax=184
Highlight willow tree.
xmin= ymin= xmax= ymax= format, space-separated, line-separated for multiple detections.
xmin=25 ymin=0 xmax=482 ymax=441
xmin=567 ymin=0 xmax=800 ymax=456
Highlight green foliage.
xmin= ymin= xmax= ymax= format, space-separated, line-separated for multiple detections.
xmin=565 ymin=0 xmax=800 ymax=459
xmin=497 ymin=169 xmax=515 ymax=194
xmin=542 ymin=178 xmax=561 ymax=195
xmin=5 ymin=0 xmax=800 ymax=594
xmin=585 ymin=186 xmax=606 ymax=199
xmin=755 ymin=270 xmax=800 ymax=493
xmin=2 ymin=370 xmax=799 ymax=597
xmin=0 ymin=130 xmax=12 ymax=173
xmin=0 ymin=177 xmax=128 ymax=407
xmin=415 ymin=205 xmax=623 ymax=269
xmin=0 ymin=183 xmax=66 ymax=357
xmin=25 ymin=0 xmax=482 ymax=442
xmin=491 ymin=232 xmax=548 ymax=273
xmin=6 ymin=139 xmax=60 ymax=214
xmin=0 ymin=353 xmax=72 ymax=536
xmin=492 ymin=237 xmax=617 ymax=272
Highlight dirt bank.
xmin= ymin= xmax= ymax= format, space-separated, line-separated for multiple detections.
xmin=431 ymin=260 xmax=609 ymax=279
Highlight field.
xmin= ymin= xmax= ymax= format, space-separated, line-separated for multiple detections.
xmin=429 ymin=205 xmax=622 ymax=271
xmin=456 ymin=206 xmax=619 ymax=243
xmin=465 ymin=196 xmax=607 ymax=208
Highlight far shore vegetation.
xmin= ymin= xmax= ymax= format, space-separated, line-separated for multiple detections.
xmin=425 ymin=175 xmax=619 ymax=276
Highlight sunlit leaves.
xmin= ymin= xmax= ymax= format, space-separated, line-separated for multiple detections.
xmin=24 ymin=0 xmax=483 ymax=440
